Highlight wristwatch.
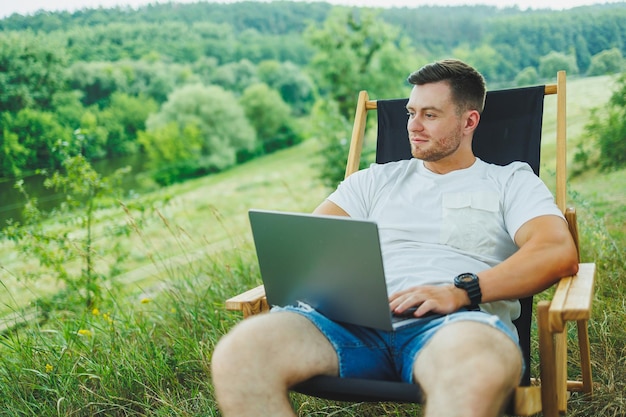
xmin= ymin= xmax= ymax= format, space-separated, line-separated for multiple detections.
xmin=454 ymin=272 xmax=482 ymax=307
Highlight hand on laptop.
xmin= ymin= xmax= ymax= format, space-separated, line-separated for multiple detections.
xmin=389 ymin=284 xmax=470 ymax=317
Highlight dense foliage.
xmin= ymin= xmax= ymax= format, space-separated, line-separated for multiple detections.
xmin=577 ymin=73 xmax=626 ymax=172
xmin=0 ymin=1 xmax=625 ymax=183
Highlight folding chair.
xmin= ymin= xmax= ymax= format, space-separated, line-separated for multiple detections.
xmin=224 ymin=71 xmax=596 ymax=417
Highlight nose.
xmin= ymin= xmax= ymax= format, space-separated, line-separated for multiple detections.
xmin=408 ymin=115 xmax=423 ymax=132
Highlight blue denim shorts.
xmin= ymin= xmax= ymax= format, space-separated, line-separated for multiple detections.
xmin=271 ymin=304 xmax=522 ymax=383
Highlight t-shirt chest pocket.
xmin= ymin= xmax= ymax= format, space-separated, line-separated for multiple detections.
xmin=440 ymin=192 xmax=502 ymax=254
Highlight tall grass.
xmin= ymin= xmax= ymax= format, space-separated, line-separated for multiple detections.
xmin=564 ymin=192 xmax=626 ymax=417
xmin=1 ymin=198 xmax=622 ymax=416
xmin=0 ymin=230 xmax=260 ymax=415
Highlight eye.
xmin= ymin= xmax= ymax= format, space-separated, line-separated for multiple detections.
xmin=406 ymin=111 xmax=415 ymax=119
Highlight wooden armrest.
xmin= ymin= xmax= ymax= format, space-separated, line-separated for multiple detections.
xmin=549 ymin=263 xmax=595 ymax=332
xmin=225 ymin=284 xmax=269 ymax=318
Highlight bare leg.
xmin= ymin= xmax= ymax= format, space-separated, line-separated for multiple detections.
xmin=414 ymin=321 xmax=522 ymax=417
xmin=211 ymin=312 xmax=339 ymax=417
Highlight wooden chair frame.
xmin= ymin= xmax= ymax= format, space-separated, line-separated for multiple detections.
xmin=224 ymin=71 xmax=595 ymax=417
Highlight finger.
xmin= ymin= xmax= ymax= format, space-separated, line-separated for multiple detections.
xmin=389 ymin=295 xmax=409 ymax=312
xmin=415 ymin=299 xmax=437 ymax=317
xmin=391 ymin=293 xmax=424 ymax=313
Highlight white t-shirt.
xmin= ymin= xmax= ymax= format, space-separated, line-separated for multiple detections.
xmin=327 ymin=158 xmax=564 ymax=332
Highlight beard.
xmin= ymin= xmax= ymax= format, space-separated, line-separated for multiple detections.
xmin=410 ymin=127 xmax=464 ymax=162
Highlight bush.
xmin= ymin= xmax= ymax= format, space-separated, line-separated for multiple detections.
xmin=139 ymin=84 xmax=257 ymax=184
xmin=239 ymin=83 xmax=302 ymax=158
xmin=539 ymin=51 xmax=579 ymax=79
xmin=582 ymin=73 xmax=626 ymax=171
xmin=587 ymin=48 xmax=624 ymax=76
xmin=514 ymin=66 xmax=539 ymax=87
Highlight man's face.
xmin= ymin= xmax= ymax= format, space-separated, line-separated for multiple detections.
xmin=405 ymin=81 xmax=465 ymax=162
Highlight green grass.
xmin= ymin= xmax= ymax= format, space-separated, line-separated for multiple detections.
xmin=0 ymin=74 xmax=624 ymax=415
xmin=0 ymin=139 xmax=329 ymax=318
xmin=0 ymin=250 xmax=256 ymax=415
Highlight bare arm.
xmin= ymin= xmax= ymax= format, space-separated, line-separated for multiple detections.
xmin=313 ymin=200 xmax=350 ymax=217
xmin=479 ymin=214 xmax=579 ymax=302
xmin=390 ymin=214 xmax=579 ymax=316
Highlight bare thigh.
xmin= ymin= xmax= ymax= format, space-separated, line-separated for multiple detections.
xmin=413 ymin=321 xmax=522 ymax=417
xmin=414 ymin=320 xmax=522 ymax=382
xmin=212 ymin=311 xmax=339 ymax=388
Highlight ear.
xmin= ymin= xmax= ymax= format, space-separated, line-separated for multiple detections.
xmin=464 ymin=110 xmax=480 ymax=133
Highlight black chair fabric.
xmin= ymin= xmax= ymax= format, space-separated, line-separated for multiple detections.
xmin=293 ymin=86 xmax=546 ymax=402
xmin=376 ymin=86 xmax=544 ymax=175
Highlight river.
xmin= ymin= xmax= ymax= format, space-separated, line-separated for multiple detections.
xmin=0 ymin=154 xmax=150 ymax=228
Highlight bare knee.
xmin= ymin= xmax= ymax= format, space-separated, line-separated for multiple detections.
xmin=415 ymin=321 xmax=522 ymax=417
xmin=211 ymin=313 xmax=290 ymax=414
xmin=211 ymin=312 xmax=339 ymax=399
xmin=211 ymin=313 xmax=276 ymax=388
xmin=210 ymin=322 xmax=243 ymax=385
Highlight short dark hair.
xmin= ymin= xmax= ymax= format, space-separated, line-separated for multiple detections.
xmin=407 ymin=59 xmax=486 ymax=114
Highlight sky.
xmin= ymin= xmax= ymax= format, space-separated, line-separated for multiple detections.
xmin=1 ymin=0 xmax=625 ymax=18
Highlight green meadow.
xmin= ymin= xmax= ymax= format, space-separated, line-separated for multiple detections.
xmin=0 ymin=75 xmax=624 ymax=416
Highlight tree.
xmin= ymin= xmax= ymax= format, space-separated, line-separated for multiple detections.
xmin=99 ymin=92 xmax=158 ymax=156
xmin=138 ymin=121 xmax=204 ymax=185
xmin=538 ymin=51 xmax=579 ymax=79
xmin=582 ymin=73 xmax=626 ymax=171
xmin=0 ymin=31 xmax=68 ymax=113
xmin=240 ymin=83 xmax=301 ymax=156
xmin=574 ymin=33 xmax=592 ymax=74
xmin=305 ymin=8 xmax=424 ymax=120
xmin=3 ymin=108 xmax=73 ymax=173
xmin=68 ymin=61 xmax=130 ymax=108
xmin=74 ymin=110 xmax=109 ymax=160
xmin=587 ymin=48 xmax=624 ymax=76
xmin=257 ymin=60 xmax=316 ymax=116
xmin=309 ymin=99 xmax=354 ymax=189
xmin=52 ymin=90 xmax=87 ymax=129
xmin=139 ymin=84 xmax=256 ymax=184
xmin=210 ymin=59 xmax=259 ymax=95
xmin=514 ymin=67 xmax=540 ymax=87
xmin=0 ymin=125 xmax=28 ymax=177
xmin=67 ymin=60 xmax=194 ymax=107
xmin=452 ymin=43 xmax=515 ymax=84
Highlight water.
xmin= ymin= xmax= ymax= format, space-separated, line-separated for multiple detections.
xmin=0 ymin=154 xmax=149 ymax=228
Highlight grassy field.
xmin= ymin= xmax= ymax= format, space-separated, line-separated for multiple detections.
xmin=0 ymin=74 xmax=624 ymax=416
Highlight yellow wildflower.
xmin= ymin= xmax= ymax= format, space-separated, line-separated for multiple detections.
xmin=140 ymin=297 xmax=152 ymax=304
xmin=102 ymin=313 xmax=113 ymax=324
xmin=45 ymin=364 xmax=53 ymax=373
xmin=77 ymin=329 xmax=93 ymax=337
xmin=92 ymin=308 xmax=100 ymax=316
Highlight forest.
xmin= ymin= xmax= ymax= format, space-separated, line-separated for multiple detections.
xmin=0 ymin=1 xmax=625 ymax=184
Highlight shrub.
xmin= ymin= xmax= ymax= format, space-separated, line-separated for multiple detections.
xmin=139 ymin=84 xmax=257 ymax=184
xmin=582 ymin=73 xmax=626 ymax=171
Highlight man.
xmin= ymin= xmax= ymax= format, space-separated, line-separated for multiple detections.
xmin=211 ymin=59 xmax=579 ymax=417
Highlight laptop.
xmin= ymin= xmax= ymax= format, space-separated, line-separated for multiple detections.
xmin=248 ymin=209 xmax=433 ymax=331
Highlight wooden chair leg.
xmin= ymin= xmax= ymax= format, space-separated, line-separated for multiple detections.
xmin=556 ymin=330 xmax=568 ymax=413
xmin=538 ymin=301 xmax=559 ymax=417
xmin=577 ymin=319 xmax=593 ymax=396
